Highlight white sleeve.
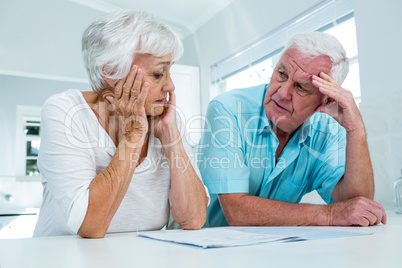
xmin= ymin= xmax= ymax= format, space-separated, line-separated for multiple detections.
xmin=38 ymin=96 xmax=96 ymax=234
xmin=176 ymin=113 xmax=210 ymax=206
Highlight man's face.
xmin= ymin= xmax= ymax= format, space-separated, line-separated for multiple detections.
xmin=263 ymin=47 xmax=333 ymax=135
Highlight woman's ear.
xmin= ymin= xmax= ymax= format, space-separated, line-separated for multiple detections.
xmin=102 ymin=65 xmax=115 ymax=88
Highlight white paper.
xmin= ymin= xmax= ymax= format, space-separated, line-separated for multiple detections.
xmin=137 ymin=227 xmax=304 ymax=248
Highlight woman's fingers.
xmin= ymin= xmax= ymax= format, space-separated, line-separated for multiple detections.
xmin=137 ymin=82 xmax=149 ymax=106
xmin=121 ymin=65 xmax=138 ymax=101
xmin=168 ymin=91 xmax=176 ymax=105
xmin=114 ymin=78 xmax=125 ymax=100
xmin=131 ymin=69 xmax=143 ymax=99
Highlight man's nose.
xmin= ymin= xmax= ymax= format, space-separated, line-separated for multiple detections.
xmin=277 ymin=81 xmax=292 ymax=100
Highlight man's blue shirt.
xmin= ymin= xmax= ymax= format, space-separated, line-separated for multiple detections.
xmin=197 ymin=84 xmax=346 ymax=227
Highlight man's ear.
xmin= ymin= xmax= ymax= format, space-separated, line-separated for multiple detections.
xmin=102 ymin=65 xmax=115 ymax=88
xmin=322 ymin=95 xmax=335 ymax=105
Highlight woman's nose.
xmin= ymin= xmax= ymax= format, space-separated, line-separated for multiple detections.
xmin=163 ymin=74 xmax=175 ymax=92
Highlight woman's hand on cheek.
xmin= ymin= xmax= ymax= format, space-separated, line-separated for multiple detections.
xmin=110 ymin=65 xmax=150 ymax=144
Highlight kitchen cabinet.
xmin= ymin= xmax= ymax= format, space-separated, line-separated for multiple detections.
xmin=0 ymin=210 xmax=39 ymax=239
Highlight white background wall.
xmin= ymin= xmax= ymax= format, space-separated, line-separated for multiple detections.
xmin=0 ymin=0 xmax=100 ymax=177
xmin=0 ymin=0 xmax=101 ymax=79
xmin=0 ymin=0 xmax=99 ymax=209
xmin=354 ymin=0 xmax=402 ymax=208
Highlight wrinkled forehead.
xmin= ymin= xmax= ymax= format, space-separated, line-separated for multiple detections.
xmin=278 ymin=48 xmax=333 ymax=77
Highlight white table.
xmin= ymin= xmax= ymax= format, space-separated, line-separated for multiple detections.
xmin=1 ymin=212 xmax=401 ymax=268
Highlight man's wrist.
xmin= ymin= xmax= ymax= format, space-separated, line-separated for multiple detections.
xmin=315 ymin=204 xmax=332 ymax=226
xmin=346 ymin=127 xmax=367 ymax=141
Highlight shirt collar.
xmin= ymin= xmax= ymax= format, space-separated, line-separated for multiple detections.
xmin=297 ymin=117 xmax=312 ymax=145
xmin=258 ymin=84 xmax=271 ymax=134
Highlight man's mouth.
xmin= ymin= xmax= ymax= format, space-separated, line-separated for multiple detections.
xmin=272 ymin=100 xmax=289 ymax=112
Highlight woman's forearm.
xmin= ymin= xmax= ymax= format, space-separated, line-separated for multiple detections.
xmin=161 ymin=129 xmax=207 ymax=230
xmin=77 ymin=137 xmax=144 ymax=238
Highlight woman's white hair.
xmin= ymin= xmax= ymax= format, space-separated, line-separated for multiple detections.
xmin=82 ymin=9 xmax=184 ymax=93
xmin=284 ymin=32 xmax=349 ymax=84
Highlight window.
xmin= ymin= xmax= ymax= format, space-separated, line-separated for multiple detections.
xmin=210 ymin=0 xmax=359 ymax=104
xmin=224 ymin=15 xmax=361 ymax=106
xmin=24 ymin=119 xmax=41 ymax=176
xmin=15 ymin=106 xmax=42 ymax=180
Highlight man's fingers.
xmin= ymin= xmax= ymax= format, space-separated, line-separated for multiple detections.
xmin=367 ymin=199 xmax=387 ymax=224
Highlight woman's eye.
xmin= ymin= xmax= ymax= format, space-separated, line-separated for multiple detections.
xmin=154 ymin=73 xmax=163 ymax=79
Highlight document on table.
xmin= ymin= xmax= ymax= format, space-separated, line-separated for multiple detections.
xmin=137 ymin=228 xmax=304 ymax=248
xmin=137 ymin=227 xmax=372 ymax=249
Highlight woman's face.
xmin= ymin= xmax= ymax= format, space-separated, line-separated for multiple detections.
xmin=133 ymin=53 xmax=175 ymax=116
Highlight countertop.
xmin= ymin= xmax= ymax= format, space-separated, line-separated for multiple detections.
xmin=0 ymin=212 xmax=401 ymax=268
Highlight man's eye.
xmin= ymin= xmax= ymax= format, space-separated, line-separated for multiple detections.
xmin=278 ymin=71 xmax=287 ymax=80
xmin=295 ymin=84 xmax=305 ymax=91
xmin=295 ymin=84 xmax=310 ymax=96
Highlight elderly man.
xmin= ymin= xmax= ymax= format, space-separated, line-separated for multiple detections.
xmin=198 ymin=32 xmax=386 ymax=227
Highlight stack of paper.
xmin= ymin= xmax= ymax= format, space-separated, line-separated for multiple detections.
xmin=137 ymin=227 xmax=304 ymax=248
xmin=137 ymin=226 xmax=372 ymax=249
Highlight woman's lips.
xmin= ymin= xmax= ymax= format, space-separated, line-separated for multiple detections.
xmin=154 ymin=98 xmax=166 ymax=104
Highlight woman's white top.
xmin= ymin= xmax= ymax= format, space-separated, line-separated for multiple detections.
xmin=34 ymin=89 xmax=209 ymax=236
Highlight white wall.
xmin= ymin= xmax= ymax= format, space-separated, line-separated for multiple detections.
xmin=0 ymin=0 xmax=99 ymax=177
xmin=0 ymin=75 xmax=90 ymax=177
xmin=0 ymin=0 xmax=102 ymax=79
xmin=0 ymin=74 xmax=90 ymax=209
xmin=354 ymin=0 xmax=402 ymax=208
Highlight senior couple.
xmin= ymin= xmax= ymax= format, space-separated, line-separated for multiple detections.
xmin=34 ymin=9 xmax=386 ymax=238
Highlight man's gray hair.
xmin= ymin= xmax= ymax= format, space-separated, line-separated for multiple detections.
xmin=82 ymin=9 xmax=183 ymax=93
xmin=284 ymin=32 xmax=349 ymax=84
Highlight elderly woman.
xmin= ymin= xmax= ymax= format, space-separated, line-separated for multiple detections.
xmin=34 ymin=9 xmax=209 ymax=238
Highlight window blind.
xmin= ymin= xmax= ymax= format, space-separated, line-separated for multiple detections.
xmin=210 ymin=0 xmax=353 ymax=84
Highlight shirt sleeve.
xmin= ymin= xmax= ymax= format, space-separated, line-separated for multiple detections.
xmin=197 ymin=100 xmax=250 ymax=194
xmin=307 ymin=125 xmax=346 ymax=204
xmin=38 ymin=96 xmax=96 ymax=234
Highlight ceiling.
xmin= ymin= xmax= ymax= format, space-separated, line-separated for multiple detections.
xmin=69 ymin=0 xmax=235 ymax=38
